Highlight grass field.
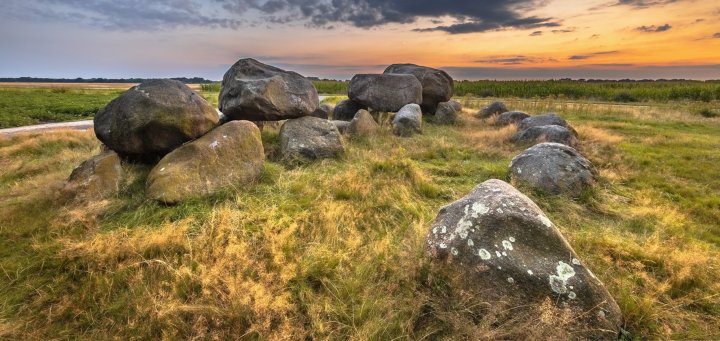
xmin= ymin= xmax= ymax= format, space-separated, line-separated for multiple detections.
xmin=0 ymin=93 xmax=719 ymax=338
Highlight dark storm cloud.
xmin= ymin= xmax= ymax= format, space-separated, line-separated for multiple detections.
xmin=4 ymin=0 xmax=561 ymax=34
xmin=636 ymin=24 xmax=672 ymax=32
xmin=568 ymin=51 xmax=619 ymax=60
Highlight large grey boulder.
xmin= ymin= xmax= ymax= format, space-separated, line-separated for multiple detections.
xmin=510 ymin=143 xmax=596 ymax=196
xmin=517 ymin=113 xmax=575 ymax=135
xmin=62 ymin=151 xmax=123 ymax=201
xmin=448 ymin=99 xmax=462 ymax=112
xmin=383 ymin=64 xmax=453 ymax=113
xmin=392 ymin=104 xmax=422 ymax=137
xmin=280 ymin=116 xmax=345 ymax=160
xmin=311 ymin=103 xmax=334 ymax=119
xmin=511 ymin=125 xmax=579 ymax=148
xmin=94 ymin=79 xmax=219 ymax=162
xmin=347 ymin=109 xmax=380 ymax=136
xmin=146 ymin=121 xmax=265 ymax=204
xmin=425 ymin=179 xmax=621 ymax=339
xmin=434 ymin=101 xmax=457 ymax=125
xmin=495 ymin=111 xmax=530 ymax=126
xmin=348 ymin=74 xmax=422 ymax=112
xmin=476 ymin=101 xmax=509 ymax=118
xmin=330 ymin=120 xmax=350 ymax=134
xmin=218 ymin=58 xmax=319 ymax=121
xmin=332 ymin=99 xmax=366 ymax=121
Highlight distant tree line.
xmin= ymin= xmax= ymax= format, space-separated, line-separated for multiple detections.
xmin=0 ymin=77 xmax=215 ymax=84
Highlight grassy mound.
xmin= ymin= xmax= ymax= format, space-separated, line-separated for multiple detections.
xmin=1 ymin=100 xmax=718 ymax=339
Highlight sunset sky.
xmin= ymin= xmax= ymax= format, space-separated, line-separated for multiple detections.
xmin=1 ymin=0 xmax=719 ymax=80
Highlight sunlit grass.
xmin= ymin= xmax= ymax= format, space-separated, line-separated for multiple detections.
xmin=0 ymin=98 xmax=719 ymax=339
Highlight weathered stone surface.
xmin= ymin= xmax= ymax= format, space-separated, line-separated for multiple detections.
xmin=330 ymin=120 xmax=350 ymax=134
xmin=146 ymin=121 xmax=264 ymax=204
xmin=347 ymin=109 xmax=380 ymax=136
xmin=332 ymin=99 xmax=366 ymax=121
xmin=476 ymin=101 xmax=509 ymax=118
xmin=311 ymin=103 xmax=333 ymax=119
xmin=392 ymin=104 xmax=423 ymax=137
xmin=348 ymin=74 xmax=422 ymax=112
xmin=280 ymin=116 xmax=345 ymax=160
xmin=495 ymin=111 xmax=530 ymax=126
xmin=517 ymin=113 xmax=575 ymax=135
xmin=426 ymin=179 xmax=621 ymax=339
xmin=434 ymin=101 xmax=457 ymax=125
xmin=510 ymin=143 xmax=596 ymax=196
xmin=218 ymin=58 xmax=319 ymax=121
xmin=383 ymin=64 xmax=453 ymax=113
xmin=62 ymin=151 xmax=123 ymax=201
xmin=448 ymin=99 xmax=462 ymax=112
xmin=94 ymin=79 xmax=219 ymax=162
xmin=511 ymin=125 xmax=579 ymax=147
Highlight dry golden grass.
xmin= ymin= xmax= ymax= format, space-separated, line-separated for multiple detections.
xmin=1 ymin=99 xmax=719 ymax=339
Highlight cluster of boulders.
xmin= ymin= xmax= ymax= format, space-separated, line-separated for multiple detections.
xmin=63 ymin=60 xmax=463 ymax=204
xmin=478 ymin=101 xmax=595 ymax=196
xmin=332 ymin=63 xmax=462 ymax=134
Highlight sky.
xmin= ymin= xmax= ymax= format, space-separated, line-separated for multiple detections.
xmin=1 ymin=0 xmax=719 ymax=80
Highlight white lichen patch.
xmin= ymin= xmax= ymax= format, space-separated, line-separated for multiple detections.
xmin=502 ymin=251 xmax=507 ymax=256
xmin=439 ymin=242 xmax=447 ymax=249
xmin=209 ymin=141 xmax=220 ymax=149
xmin=527 ymin=270 xmax=534 ymax=275
xmin=502 ymin=240 xmax=514 ymax=250
xmin=467 ymin=239 xmax=474 ymax=247
xmin=538 ymin=214 xmax=553 ymax=227
xmin=549 ymin=261 xmax=576 ymax=295
xmin=451 ymin=247 xmax=459 ymax=256
xmin=496 ymin=208 xmax=504 ymax=214
xmin=470 ymin=202 xmax=489 ymax=217
xmin=568 ymin=291 xmax=577 ymax=299
xmin=507 ymin=277 xmax=515 ymax=284
xmin=495 ymin=251 xmax=502 ymax=258
xmin=509 ymin=237 xmax=516 ymax=242
xmin=572 ymin=258 xmax=581 ymax=265
xmin=160 ymin=167 xmax=165 ymax=172
xmin=478 ymin=249 xmax=491 ymax=260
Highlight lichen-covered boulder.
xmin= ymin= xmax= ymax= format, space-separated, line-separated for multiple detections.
xmin=347 ymin=109 xmax=380 ymax=136
xmin=383 ymin=64 xmax=453 ymax=113
xmin=448 ymin=99 xmax=462 ymax=112
xmin=332 ymin=99 xmax=366 ymax=121
xmin=218 ymin=58 xmax=319 ymax=121
xmin=392 ymin=104 xmax=422 ymax=137
xmin=280 ymin=116 xmax=345 ymax=160
xmin=476 ymin=101 xmax=509 ymax=118
xmin=62 ymin=151 xmax=123 ymax=201
xmin=146 ymin=121 xmax=264 ymax=204
xmin=94 ymin=79 xmax=219 ymax=162
xmin=511 ymin=125 xmax=579 ymax=147
xmin=495 ymin=111 xmax=530 ymax=126
xmin=517 ymin=113 xmax=576 ymax=135
xmin=510 ymin=143 xmax=596 ymax=196
xmin=348 ymin=74 xmax=422 ymax=112
xmin=434 ymin=101 xmax=457 ymax=125
xmin=425 ymin=179 xmax=621 ymax=339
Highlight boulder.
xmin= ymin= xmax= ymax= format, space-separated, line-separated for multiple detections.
xmin=448 ymin=99 xmax=462 ymax=112
xmin=511 ymin=125 xmax=579 ymax=148
xmin=94 ymin=79 xmax=219 ymax=162
xmin=311 ymin=103 xmax=334 ymax=119
xmin=434 ymin=101 xmax=457 ymax=125
xmin=332 ymin=99 xmax=366 ymax=121
xmin=348 ymin=74 xmax=422 ymax=112
xmin=218 ymin=58 xmax=319 ymax=121
xmin=347 ymin=109 xmax=380 ymax=136
xmin=476 ymin=101 xmax=509 ymax=118
xmin=280 ymin=117 xmax=345 ymax=160
xmin=146 ymin=121 xmax=264 ymax=204
xmin=495 ymin=111 xmax=530 ymax=126
xmin=330 ymin=120 xmax=350 ymax=134
xmin=62 ymin=151 xmax=123 ymax=201
xmin=392 ymin=104 xmax=423 ymax=137
xmin=383 ymin=64 xmax=453 ymax=113
xmin=425 ymin=179 xmax=621 ymax=339
xmin=517 ymin=113 xmax=575 ymax=135
xmin=509 ymin=143 xmax=596 ymax=196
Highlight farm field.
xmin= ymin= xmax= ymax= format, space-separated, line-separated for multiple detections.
xmin=0 ymin=91 xmax=718 ymax=339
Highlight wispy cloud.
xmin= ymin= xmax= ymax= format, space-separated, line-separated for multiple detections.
xmin=568 ymin=50 xmax=619 ymax=60
xmin=714 ymin=32 xmax=720 ymax=39
xmin=636 ymin=24 xmax=672 ymax=32
xmin=474 ymin=55 xmax=557 ymax=65
xmin=530 ymin=30 xmax=543 ymax=36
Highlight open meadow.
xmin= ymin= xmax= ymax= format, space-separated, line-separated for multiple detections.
xmin=0 ymin=84 xmax=719 ymax=339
